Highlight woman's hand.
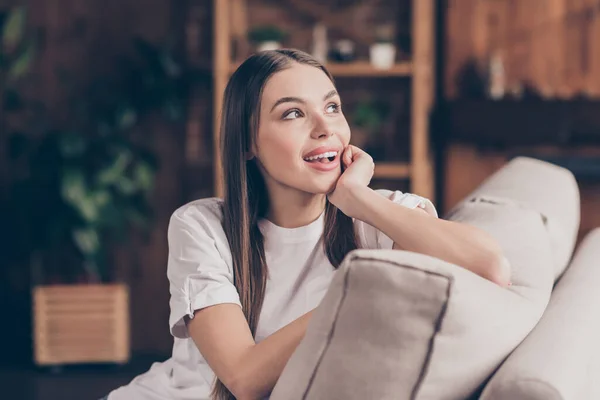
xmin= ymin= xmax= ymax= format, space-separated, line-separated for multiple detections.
xmin=327 ymin=145 xmax=374 ymax=219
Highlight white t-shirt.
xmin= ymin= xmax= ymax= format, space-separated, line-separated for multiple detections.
xmin=108 ymin=189 xmax=436 ymax=400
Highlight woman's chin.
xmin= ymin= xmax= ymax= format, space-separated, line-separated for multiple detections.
xmin=309 ymin=179 xmax=338 ymax=195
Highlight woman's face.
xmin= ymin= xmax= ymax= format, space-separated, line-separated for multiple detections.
xmin=253 ymin=62 xmax=351 ymax=196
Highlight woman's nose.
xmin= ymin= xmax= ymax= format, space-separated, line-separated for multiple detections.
xmin=310 ymin=115 xmax=334 ymax=139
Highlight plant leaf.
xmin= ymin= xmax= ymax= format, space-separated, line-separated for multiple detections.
xmin=132 ymin=161 xmax=154 ymax=192
xmin=2 ymin=7 xmax=26 ymax=51
xmin=72 ymin=227 xmax=100 ymax=257
xmin=116 ymin=176 xmax=137 ymax=195
xmin=61 ymin=169 xmax=102 ymax=223
xmin=96 ymin=150 xmax=131 ymax=186
xmin=76 ymin=195 xmax=100 ymax=223
xmin=8 ymin=39 xmax=35 ymax=81
xmin=115 ymin=105 xmax=137 ymax=130
xmin=92 ymin=189 xmax=111 ymax=209
xmin=60 ymin=168 xmax=87 ymax=205
xmin=160 ymin=52 xmax=181 ymax=77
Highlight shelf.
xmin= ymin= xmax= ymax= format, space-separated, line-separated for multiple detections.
xmin=443 ymin=99 xmax=600 ymax=148
xmin=373 ymin=162 xmax=411 ymax=179
xmin=228 ymin=61 xmax=412 ymax=77
xmin=327 ymin=61 xmax=412 ymax=77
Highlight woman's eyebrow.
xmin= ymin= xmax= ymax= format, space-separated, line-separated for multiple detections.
xmin=323 ymin=89 xmax=338 ymax=101
xmin=270 ymin=96 xmax=304 ymax=113
xmin=270 ymin=90 xmax=339 ymax=113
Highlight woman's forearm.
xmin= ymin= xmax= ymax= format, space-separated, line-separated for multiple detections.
xmin=236 ymin=310 xmax=313 ymax=399
xmin=352 ymin=187 xmax=510 ymax=286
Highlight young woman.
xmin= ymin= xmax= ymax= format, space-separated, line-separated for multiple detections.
xmin=106 ymin=49 xmax=510 ymax=400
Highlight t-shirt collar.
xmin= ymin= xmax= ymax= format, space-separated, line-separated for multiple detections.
xmin=258 ymin=211 xmax=325 ymax=243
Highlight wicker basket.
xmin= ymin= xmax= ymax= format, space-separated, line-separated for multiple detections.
xmin=33 ymin=283 xmax=130 ymax=366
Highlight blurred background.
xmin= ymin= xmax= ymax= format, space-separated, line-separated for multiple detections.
xmin=0 ymin=0 xmax=599 ymax=399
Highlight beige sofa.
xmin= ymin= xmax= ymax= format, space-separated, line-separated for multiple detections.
xmin=271 ymin=157 xmax=600 ymax=400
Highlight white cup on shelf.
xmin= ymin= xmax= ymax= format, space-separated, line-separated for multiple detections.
xmin=257 ymin=41 xmax=281 ymax=52
xmin=369 ymin=43 xmax=396 ymax=69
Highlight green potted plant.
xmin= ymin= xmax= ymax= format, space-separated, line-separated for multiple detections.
xmin=248 ymin=25 xmax=288 ymax=52
xmin=351 ymin=99 xmax=390 ymax=155
xmin=3 ymin=7 xmax=190 ymax=366
xmin=370 ymin=24 xmax=396 ymax=69
xmin=19 ymin=126 xmax=158 ymax=366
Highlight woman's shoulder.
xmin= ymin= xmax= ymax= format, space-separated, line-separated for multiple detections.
xmin=170 ymin=197 xmax=225 ymax=234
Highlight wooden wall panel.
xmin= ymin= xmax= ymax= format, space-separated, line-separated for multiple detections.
xmin=446 ymin=0 xmax=600 ymax=99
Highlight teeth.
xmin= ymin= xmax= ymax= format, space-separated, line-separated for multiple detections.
xmin=303 ymin=151 xmax=338 ymax=161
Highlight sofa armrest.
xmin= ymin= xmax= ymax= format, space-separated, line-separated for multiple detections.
xmin=450 ymin=157 xmax=579 ymax=280
xmin=481 ymin=228 xmax=600 ymax=400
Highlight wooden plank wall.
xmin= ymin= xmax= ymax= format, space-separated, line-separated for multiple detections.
xmin=446 ymin=0 xmax=600 ymax=99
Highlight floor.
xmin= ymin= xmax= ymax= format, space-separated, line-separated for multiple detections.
xmin=0 ymin=355 xmax=165 ymax=400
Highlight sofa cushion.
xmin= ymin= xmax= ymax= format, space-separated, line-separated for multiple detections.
xmin=271 ymin=249 xmax=451 ymax=400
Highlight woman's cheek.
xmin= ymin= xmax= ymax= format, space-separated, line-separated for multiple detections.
xmin=266 ymin=136 xmax=300 ymax=171
xmin=336 ymin=118 xmax=351 ymax=146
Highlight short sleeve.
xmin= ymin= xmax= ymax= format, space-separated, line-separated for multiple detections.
xmin=355 ymin=189 xmax=438 ymax=250
xmin=167 ymin=205 xmax=242 ymax=339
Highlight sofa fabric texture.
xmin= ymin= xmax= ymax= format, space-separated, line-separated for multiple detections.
xmin=481 ymin=228 xmax=600 ymax=400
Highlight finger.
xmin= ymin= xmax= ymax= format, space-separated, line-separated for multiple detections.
xmin=343 ymin=146 xmax=353 ymax=168
xmin=348 ymin=145 xmax=368 ymax=160
xmin=347 ymin=145 xmax=373 ymax=166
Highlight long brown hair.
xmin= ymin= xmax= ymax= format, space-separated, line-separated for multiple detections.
xmin=216 ymin=49 xmax=358 ymax=400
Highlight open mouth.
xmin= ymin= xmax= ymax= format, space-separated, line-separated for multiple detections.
xmin=303 ymin=151 xmax=338 ymax=164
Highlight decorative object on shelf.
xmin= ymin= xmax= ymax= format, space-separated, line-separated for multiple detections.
xmin=370 ymin=24 xmax=397 ymax=69
xmin=455 ymin=59 xmax=487 ymax=99
xmin=351 ymin=98 xmax=390 ymax=159
xmin=311 ymin=22 xmax=328 ymax=63
xmin=329 ymin=39 xmax=356 ymax=63
xmin=508 ymin=82 xmax=524 ymax=100
xmin=248 ymin=25 xmax=287 ymax=52
xmin=487 ymin=51 xmax=506 ymax=100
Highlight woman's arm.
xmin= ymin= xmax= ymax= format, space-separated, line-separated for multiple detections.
xmin=351 ymin=186 xmax=511 ymax=286
xmin=187 ymin=304 xmax=313 ymax=400
xmin=328 ymin=145 xmax=511 ymax=287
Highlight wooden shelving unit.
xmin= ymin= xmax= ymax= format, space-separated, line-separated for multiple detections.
xmin=228 ymin=60 xmax=413 ymax=77
xmin=208 ymin=0 xmax=435 ymax=199
xmin=374 ymin=162 xmax=411 ymax=179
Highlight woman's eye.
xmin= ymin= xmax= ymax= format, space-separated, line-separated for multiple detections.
xmin=283 ymin=109 xmax=302 ymax=120
xmin=326 ymin=103 xmax=341 ymax=113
